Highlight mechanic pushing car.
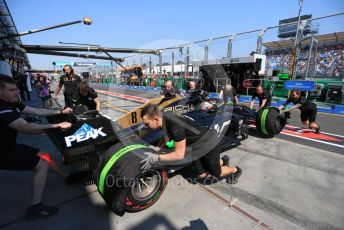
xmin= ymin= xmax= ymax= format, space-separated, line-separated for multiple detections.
xmin=72 ymin=80 xmax=101 ymax=113
xmin=140 ymin=104 xmax=242 ymax=184
xmin=249 ymin=85 xmax=272 ymax=111
xmin=279 ymin=89 xmax=321 ymax=134
xmin=0 ymin=72 xmax=82 ymax=221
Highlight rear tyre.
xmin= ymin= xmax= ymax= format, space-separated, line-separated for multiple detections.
xmin=256 ymin=107 xmax=286 ymax=136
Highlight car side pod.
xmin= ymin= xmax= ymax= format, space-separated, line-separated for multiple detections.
xmin=256 ymin=107 xmax=287 ymax=136
xmin=94 ymin=139 xmax=168 ymax=214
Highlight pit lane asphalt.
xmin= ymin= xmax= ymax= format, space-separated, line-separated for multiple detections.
xmin=1 ymin=85 xmax=343 ymax=229
xmin=94 ymin=85 xmax=344 ymax=229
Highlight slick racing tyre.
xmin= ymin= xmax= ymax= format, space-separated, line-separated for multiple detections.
xmin=94 ymin=141 xmax=168 ymax=214
xmin=256 ymin=107 xmax=286 ymax=136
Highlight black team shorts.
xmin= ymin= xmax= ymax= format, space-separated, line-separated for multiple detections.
xmin=192 ymin=145 xmax=221 ymax=178
xmin=0 ymin=144 xmax=40 ymax=171
xmin=301 ymin=107 xmax=317 ymax=123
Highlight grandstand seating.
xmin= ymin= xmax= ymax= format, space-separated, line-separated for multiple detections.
xmin=264 ymin=32 xmax=344 ymax=77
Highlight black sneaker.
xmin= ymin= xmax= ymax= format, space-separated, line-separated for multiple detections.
xmin=225 ymin=166 xmax=242 ymax=184
xmin=25 ymin=203 xmax=59 ymax=221
xmin=315 ymin=127 xmax=321 ymax=134
xmin=221 ymin=155 xmax=230 ymax=167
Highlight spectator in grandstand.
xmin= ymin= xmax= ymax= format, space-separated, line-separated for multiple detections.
xmin=72 ymin=81 xmax=101 ymax=113
xmin=279 ymin=90 xmax=320 ymax=134
xmin=266 ymin=44 xmax=344 ymax=77
xmin=249 ymin=85 xmax=271 ymax=111
xmin=160 ymin=80 xmax=185 ymax=98
xmin=54 ymin=64 xmax=81 ymax=107
xmin=218 ymin=84 xmax=238 ymax=105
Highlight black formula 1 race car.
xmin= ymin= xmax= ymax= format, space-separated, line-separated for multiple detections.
xmin=45 ymin=95 xmax=287 ymax=215
xmin=45 ymin=95 xmax=248 ymax=214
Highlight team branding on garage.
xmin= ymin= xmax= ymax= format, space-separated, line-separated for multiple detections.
xmin=64 ymin=123 xmax=107 ymax=147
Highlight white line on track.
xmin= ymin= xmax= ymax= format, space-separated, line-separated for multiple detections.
xmin=285 ymin=125 xmax=344 ymax=138
xmin=249 ymin=124 xmax=344 ymax=148
xmin=281 ymin=132 xmax=344 ymax=149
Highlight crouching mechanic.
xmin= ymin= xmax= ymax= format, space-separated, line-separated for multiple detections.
xmin=140 ymin=104 xmax=242 ymax=184
xmin=279 ymin=89 xmax=320 ymax=134
xmin=72 ymin=81 xmax=101 ymax=113
xmin=0 ymin=76 xmax=80 ymax=221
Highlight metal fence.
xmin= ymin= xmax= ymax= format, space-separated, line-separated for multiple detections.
xmin=119 ymin=12 xmax=344 ymax=80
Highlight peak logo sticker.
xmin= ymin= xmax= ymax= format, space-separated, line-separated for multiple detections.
xmin=65 ymin=123 xmax=107 ymax=147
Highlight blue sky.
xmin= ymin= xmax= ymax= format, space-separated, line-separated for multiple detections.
xmin=7 ymin=0 xmax=344 ymax=69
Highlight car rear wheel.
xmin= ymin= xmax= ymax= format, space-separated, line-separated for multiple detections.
xmin=256 ymin=107 xmax=287 ymax=136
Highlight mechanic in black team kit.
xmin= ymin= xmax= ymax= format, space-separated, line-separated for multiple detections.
xmin=54 ymin=64 xmax=81 ymax=107
xmin=72 ymin=81 xmax=101 ymax=113
xmin=250 ymin=85 xmax=272 ymax=111
xmin=161 ymin=80 xmax=185 ymax=98
xmin=219 ymin=84 xmax=238 ymax=105
xmin=0 ymin=75 xmax=80 ymax=221
xmin=140 ymin=104 xmax=242 ymax=184
xmin=279 ymin=90 xmax=320 ymax=134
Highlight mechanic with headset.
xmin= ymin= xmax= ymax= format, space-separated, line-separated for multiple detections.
xmin=54 ymin=64 xmax=81 ymax=107
xmin=140 ymin=104 xmax=242 ymax=184
xmin=0 ymin=62 xmax=81 ymax=221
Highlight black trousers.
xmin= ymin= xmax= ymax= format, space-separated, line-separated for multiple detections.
xmin=64 ymin=94 xmax=74 ymax=108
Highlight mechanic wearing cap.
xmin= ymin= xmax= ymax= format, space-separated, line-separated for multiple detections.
xmin=279 ymin=89 xmax=320 ymax=134
xmin=54 ymin=64 xmax=81 ymax=107
xmin=72 ymin=81 xmax=101 ymax=113
xmin=140 ymin=104 xmax=242 ymax=184
xmin=249 ymin=85 xmax=271 ymax=111
xmin=0 ymin=65 xmax=80 ymax=221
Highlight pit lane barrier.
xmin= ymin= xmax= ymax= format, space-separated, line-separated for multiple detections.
xmin=90 ymin=83 xmax=344 ymax=115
